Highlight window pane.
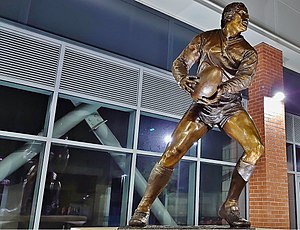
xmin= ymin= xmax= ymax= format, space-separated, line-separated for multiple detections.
xmin=133 ymin=155 xmax=196 ymax=226
xmin=201 ymin=129 xmax=242 ymax=162
xmin=55 ymin=96 xmax=135 ymax=148
xmin=0 ymin=138 xmax=44 ymax=229
xmin=199 ymin=163 xmax=245 ymax=225
xmin=0 ymin=85 xmax=49 ymax=135
xmin=138 ymin=114 xmax=197 ymax=156
xmin=296 ymin=145 xmax=300 ymax=171
xmin=40 ymin=145 xmax=131 ymax=229
xmin=288 ymin=174 xmax=296 ymax=229
xmin=286 ymin=143 xmax=294 ymax=171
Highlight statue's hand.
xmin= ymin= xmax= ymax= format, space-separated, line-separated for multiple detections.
xmin=197 ymin=85 xmax=224 ymax=105
xmin=178 ymin=76 xmax=200 ymax=94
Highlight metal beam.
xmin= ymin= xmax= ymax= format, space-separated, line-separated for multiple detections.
xmin=0 ymin=102 xmax=176 ymax=225
xmin=80 ymin=106 xmax=177 ymax=226
xmin=0 ymin=103 xmax=101 ymax=182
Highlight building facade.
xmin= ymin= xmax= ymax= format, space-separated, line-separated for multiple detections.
xmin=0 ymin=0 xmax=299 ymax=229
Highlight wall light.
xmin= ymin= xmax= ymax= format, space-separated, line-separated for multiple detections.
xmin=272 ymin=91 xmax=285 ymax=101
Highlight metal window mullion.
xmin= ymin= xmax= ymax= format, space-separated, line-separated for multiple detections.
xmin=127 ymin=67 xmax=143 ymax=224
xmin=0 ymin=131 xmax=47 ymax=143
xmin=31 ymin=43 xmax=66 ymax=230
xmin=199 ymin=157 xmax=236 ymax=167
xmin=295 ymin=174 xmax=300 ymax=229
xmin=246 ymin=180 xmax=250 ymax=221
xmin=0 ymin=74 xmax=55 ymax=91
xmin=194 ymin=138 xmax=201 ymax=226
xmin=292 ymin=115 xmax=297 ymax=172
xmin=120 ymin=110 xmax=136 ymax=226
xmin=290 ymin=115 xmax=300 ymax=229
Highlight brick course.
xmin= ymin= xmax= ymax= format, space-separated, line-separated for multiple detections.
xmin=248 ymin=43 xmax=289 ymax=228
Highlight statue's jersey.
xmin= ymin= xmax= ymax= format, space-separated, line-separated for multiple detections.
xmin=172 ymin=29 xmax=258 ymax=128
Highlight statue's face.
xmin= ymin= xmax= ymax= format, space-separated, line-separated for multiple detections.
xmin=227 ymin=8 xmax=249 ymax=34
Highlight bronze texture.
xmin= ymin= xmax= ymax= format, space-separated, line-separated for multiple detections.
xmin=129 ymin=2 xmax=264 ymax=228
xmin=129 ymin=163 xmax=173 ymax=227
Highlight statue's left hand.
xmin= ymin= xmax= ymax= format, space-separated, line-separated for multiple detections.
xmin=178 ymin=75 xmax=200 ymax=94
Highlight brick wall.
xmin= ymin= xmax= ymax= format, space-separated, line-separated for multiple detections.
xmin=248 ymin=42 xmax=289 ymax=228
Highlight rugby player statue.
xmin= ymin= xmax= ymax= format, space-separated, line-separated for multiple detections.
xmin=129 ymin=2 xmax=263 ymax=228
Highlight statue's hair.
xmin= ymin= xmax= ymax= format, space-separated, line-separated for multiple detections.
xmin=221 ymin=2 xmax=248 ymax=28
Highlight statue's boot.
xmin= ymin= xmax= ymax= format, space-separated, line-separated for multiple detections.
xmin=129 ymin=162 xmax=173 ymax=227
xmin=219 ymin=160 xmax=255 ymax=228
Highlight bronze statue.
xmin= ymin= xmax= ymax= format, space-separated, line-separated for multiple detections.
xmin=129 ymin=2 xmax=264 ymax=228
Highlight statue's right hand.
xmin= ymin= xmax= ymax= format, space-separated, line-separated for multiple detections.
xmin=178 ymin=76 xmax=199 ymax=93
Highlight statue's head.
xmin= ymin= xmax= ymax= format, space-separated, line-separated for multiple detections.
xmin=221 ymin=2 xmax=248 ymax=29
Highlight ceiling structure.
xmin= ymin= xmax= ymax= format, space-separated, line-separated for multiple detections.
xmin=134 ymin=0 xmax=300 ymax=74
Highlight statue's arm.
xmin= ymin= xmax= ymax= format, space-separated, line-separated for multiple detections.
xmin=221 ymin=49 xmax=258 ymax=94
xmin=172 ymin=34 xmax=202 ymax=84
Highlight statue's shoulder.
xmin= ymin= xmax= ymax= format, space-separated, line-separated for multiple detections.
xmin=196 ymin=29 xmax=220 ymax=42
xmin=241 ymin=37 xmax=257 ymax=55
xmin=199 ymin=29 xmax=220 ymax=37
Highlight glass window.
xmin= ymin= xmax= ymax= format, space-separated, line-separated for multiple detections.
xmin=132 ymin=155 xmax=196 ymax=226
xmin=201 ymin=129 xmax=242 ymax=162
xmin=54 ymin=96 xmax=135 ymax=148
xmin=288 ymin=174 xmax=296 ymax=229
xmin=296 ymin=145 xmax=300 ymax=172
xmin=286 ymin=143 xmax=294 ymax=171
xmin=0 ymin=138 xmax=44 ymax=229
xmin=199 ymin=163 xmax=245 ymax=225
xmin=138 ymin=114 xmax=197 ymax=157
xmin=39 ymin=145 xmax=131 ymax=229
xmin=0 ymin=85 xmax=49 ymax=135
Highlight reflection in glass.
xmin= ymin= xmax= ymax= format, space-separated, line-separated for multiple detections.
xmin=288 ymin=174 xmax=296 ymax=229
xmin=0 ymin=138 xmax=43 ymax=229
xmin=201 ymin=129 xmax=242 ymax=162
xmin=0 ymin=85 xmax=49 ymax=135
xmin=296 ymin=146 xmax=300 ymax=172
xmin=39 ymin=145 xmax=131 ymax=229
xmin=286 ymin=144 xmax=294 ymax=171
xmin=138 ymin=114 xmax=197 ymax=156
xmin=55 ymin=97 xmax=135 ymax=148
xmin=133 ymin=155 xmax=196 ymax=226
xmin=199 ymin=163 xmax=245 ymax=225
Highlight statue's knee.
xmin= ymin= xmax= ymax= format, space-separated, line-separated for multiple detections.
xmin=257 ymin=142 xmax=264 ymax=158
xmin=160 ymin=146 xmax=183 ymax=168
xmin=244 ymin=142 xmax=264 ymax=165
xmin=253 ymin=142 xmax=264 ymax=162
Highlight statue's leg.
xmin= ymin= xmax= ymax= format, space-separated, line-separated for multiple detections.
xmin=219 ymin=110 xmax=264 ymax=228
xmin=129 ymin=105 xmax=209 ymax=227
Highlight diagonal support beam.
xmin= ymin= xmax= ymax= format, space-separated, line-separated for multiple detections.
xmin=0 ymin=102 xmax=176 ymax=225
xmin=79 ymin=105 xmax=176 ymax=226
xmin=0 ymin=103 xmax=101 ymax=182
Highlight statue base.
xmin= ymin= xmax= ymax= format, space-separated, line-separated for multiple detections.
xmin=118 ymin=225 xmax=255 ymax=230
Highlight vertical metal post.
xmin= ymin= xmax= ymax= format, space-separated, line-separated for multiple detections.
xmin=194 ymin=138 xmax=201 ymax=225
xmin=31 ymin=44 xmax=65 ymax=230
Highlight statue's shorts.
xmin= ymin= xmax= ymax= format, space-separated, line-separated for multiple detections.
xmin=188 ymin=93 xmax=245 ymax=128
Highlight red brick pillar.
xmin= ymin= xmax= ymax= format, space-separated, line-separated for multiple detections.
xmin=248 ymin=42 xmax=289 ymax=228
